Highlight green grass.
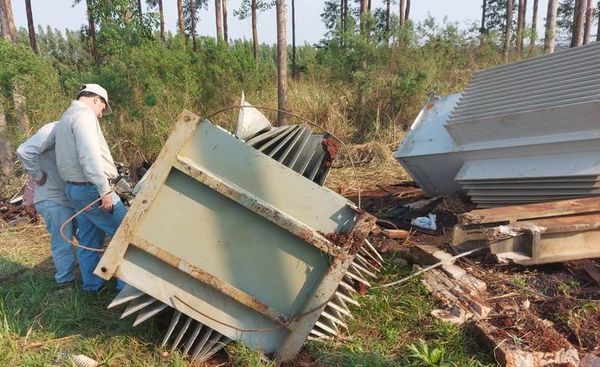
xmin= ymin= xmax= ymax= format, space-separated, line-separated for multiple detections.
xmin=0 ymin=226 xmax=495 ymax=367
xmin=305 ymin=259 xmax=495 ymax=367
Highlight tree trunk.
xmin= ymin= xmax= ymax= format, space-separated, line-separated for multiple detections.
xmin=598 ymin=4 xmax=600 ymax=42
xmin=215 ymin=0 xmax=223 ymax=42
xmin=0 ymin=1 xmax=16 ymax=177
xmin=158 ymin=0 xmax=165 ymax=41
xmin=85 ymin=0 xmax=99 ymax=66
xmin=385 ymin=0 xmax=390 ymax=45
xmin=359 ymin=0 xmax=368 ymax=36
xmin=24 ymin=0 xmax=37 ymax=54
xmin=0 ymin=83 xmax=11 ymax=178
xmin=571 ymin=0 xmax=586 ymax=47
xmin=340 ymin=0 xmax=344 ymax=42
xmin=583 ymin=0 xmax=594 ymax=44
xmin=516 ymin=0 xmax=526 ymax=54
xmin=251 ymin=0 xmax=259 ymax=65
xmin=190 ymin=0 xmax=197 ymax=51
xmin=137 ymin=0 xmax=143 ymax=24
xmin=177 ymin=0 xmax=184 ymax=35
xmin=544 ymin=0 xmax=558 ymax=53
xmin=276 ymin=0 xmax=288 ymax=126
xmin=504 ymin=0 xmax=514 ymax=61
xmin=0 ymin=0 xmax=17 ymax=42
xmin=291 ymin=0 xmax=296 ymax=77
xmin=399 ymin=0 xmax=406 ymax=27
xmin=222 ymin=0 xmax=228 ymax=43
xmin=481 ymin=0 xmax=487 ymax=34
xmin=12 ymin=82 xmax=29 ymax=133
xmin=342 ymin=0 xmax=347 ymax=46
xmin=529 ymin=0 xmax=538 ymax=53
xmin=405 ymin=0 xmax=410 ymax=21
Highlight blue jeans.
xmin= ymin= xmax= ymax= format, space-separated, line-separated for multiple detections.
xmin=65 ymin=183 xmax=127 ymax=292
xmin=34 ymin=200 xmax=77 ymax=284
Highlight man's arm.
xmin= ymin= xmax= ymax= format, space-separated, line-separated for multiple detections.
xmin=71 ymin=111 xmax=111 ymax=196
xmin=16 ymin=122 xmax=57 ymax=183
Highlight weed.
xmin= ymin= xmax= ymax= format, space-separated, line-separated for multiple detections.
xmin=406 ymin=338 xmax=448 ymax=366
xmin=227 ymin=343 xmax=275 ymax=367
xmin=557 ymin=279 xmax=580 ymax=296
xmin=512 ymin=276 xmax=527 ymax=288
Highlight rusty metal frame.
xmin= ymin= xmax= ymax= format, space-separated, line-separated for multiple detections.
xmin=95 ymin=111 xmax=375 ymax=361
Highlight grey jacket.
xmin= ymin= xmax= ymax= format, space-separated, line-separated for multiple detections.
xmin=55 ymin=100 xmax=118 ymax=196
xmin=16 ymin=122 xmax=71 ymax=207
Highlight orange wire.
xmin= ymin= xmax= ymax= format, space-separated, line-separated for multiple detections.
xmin=59 ymin=190 xmax=115 ymax=253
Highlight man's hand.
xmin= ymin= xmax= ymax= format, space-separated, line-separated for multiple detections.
xmin=100 ymin=194 xmax=114 ymax=212
xmin=35 ymin=172 xmax=47 ymax=186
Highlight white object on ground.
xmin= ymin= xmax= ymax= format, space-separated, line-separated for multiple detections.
xmin=72 ymin=354 xmax=99 ymax=367
xmin=411 ymin=214 xmax=437 ymax=231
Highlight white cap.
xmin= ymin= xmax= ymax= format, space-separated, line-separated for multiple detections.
xmin=79 ymin=83 xmax=112 ymax=116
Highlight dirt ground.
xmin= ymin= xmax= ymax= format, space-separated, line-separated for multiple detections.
xmin=347 ymin=180 xmax=600 ymax=359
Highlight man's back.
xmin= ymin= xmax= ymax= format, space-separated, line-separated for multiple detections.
xmin=55 ymin=100 xmax=117 ymax=196
xmin=16 ymin=122 xmax=70 ymax=207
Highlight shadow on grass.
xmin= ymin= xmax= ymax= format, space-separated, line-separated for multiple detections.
xmin=0 ymin=254 xmax=41 ymax=283
xmin=0 ymin=252 xmax=171 ymax=364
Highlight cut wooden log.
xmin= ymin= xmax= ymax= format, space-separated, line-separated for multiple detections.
xmin=382 ymin=229 xmax=410 ymax=239
xmin=475 ymin=321 xmax=579 ymax=367
xmin=422 ymin=268 xmax=490 ymax=325
xmin=458 ymin=197 xmax=600 ymax=226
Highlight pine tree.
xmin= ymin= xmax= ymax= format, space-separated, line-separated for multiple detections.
xmin=234 ymin=0 xmax=274 ymax=64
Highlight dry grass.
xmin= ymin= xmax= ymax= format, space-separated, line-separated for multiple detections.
xmin=326 ymin=141 xmax=412 ymax=196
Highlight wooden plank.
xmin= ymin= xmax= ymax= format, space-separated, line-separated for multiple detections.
xmin=459 ymin=196 xmax=600 ymax=225
xmin=382 ymin=229 xmax=410 ymax=239
xmin=475 ymin=321 xmax=580 ymax=367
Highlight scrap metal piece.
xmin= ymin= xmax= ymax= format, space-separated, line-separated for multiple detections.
xmin=183 ymin=324 xmax=204 ymax=355
xmin=161 ymin=310 xmax=182 ymax=347
xmin=97 ymin=112 xmax=376 ymax=362
xmin=133 ymin=302 xmax=168 ymax=327
xmin=108 ymin=285 xmax=145 ymax=309
xmin=120 ymin=295 xmax=157 ymax=319
xmin=236 ymin=91 xmax=272 ymax=140
xmin=395 ymin=43 xmax=600 ymax=206
xmin=171 ymin=316 xmax=193 ymax=352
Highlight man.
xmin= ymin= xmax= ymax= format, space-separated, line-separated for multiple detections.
xmin=55 ymin=83 xmax=127 ymax=292
xmin=16 ymin=122 xmax=77 ymax=286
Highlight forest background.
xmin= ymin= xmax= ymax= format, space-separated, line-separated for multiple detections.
xmin=0 ymin=0 xmax=598 ymax=191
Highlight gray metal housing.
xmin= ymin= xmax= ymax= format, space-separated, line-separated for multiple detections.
xmin=96 ymin=111 xmax=375 ymax=361
xmin=395 ymin=42 xmax=600 ymax=207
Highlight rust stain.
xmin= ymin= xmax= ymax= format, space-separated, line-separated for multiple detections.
xmin=318 ymin=211 xmax=376 ymax=255
xmin=322 ymin=138 xmax=340 ymax=168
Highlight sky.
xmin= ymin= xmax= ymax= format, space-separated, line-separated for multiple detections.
xmin=11 ymin=0 xmax=553 ymax=45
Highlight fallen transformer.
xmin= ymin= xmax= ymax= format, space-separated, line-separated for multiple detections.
xmin=95 ymin=106 xmax=381 ymax=363
xmin=395 ymin=41 xmax=600 ymax=208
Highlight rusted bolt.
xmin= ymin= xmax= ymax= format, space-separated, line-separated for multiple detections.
xmin=100 ymin=267 xmax=107 ymax=273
